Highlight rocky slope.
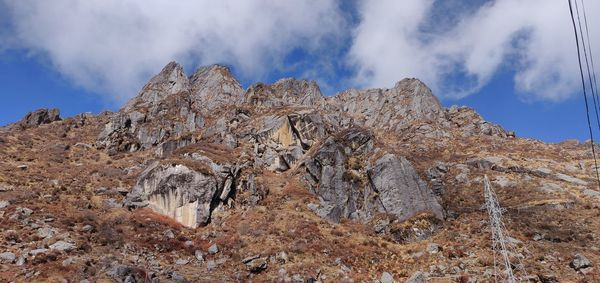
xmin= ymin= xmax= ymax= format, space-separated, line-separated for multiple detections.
xmin=1 ymin=62 xmax=599 ymax=282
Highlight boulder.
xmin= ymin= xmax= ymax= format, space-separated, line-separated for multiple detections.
xmin=0 ymin=252 xmax=16 ymax=263
xmin=570 ymin=253 xmax=592 ymax=271
xmin=125 ymin=160 xmax=222 ymax=228
xmin=49 ymin=240 xmax=76 ymax=252
xmin=369 ymin=154 xmax=444 ymax=221
xmin=380 ymin=272 xmax=394 ymax=283
xmin=242 ymin=255 xmax=268 ymax=273
xmin=405 ymin=271 xmax=427 ymax=283
xmin=208 ymin=243 xmax=219 ymax=254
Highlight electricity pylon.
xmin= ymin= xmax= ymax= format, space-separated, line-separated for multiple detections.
xmin=483 ymin=175 xmax=521 ymax=283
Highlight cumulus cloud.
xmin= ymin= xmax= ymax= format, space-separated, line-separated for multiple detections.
xmin=349 ymin=0 xmax=600 ymax=101
xmin=1 ymin=0 xmax=345 ymax=103
xmin=2 ymin=0 xmax=598 ymax=103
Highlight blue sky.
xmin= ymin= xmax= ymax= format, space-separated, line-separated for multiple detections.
xmin=0 ymin=0 xmax=598 ymax=143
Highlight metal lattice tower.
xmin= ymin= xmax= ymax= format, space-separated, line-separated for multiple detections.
xmin=483 ymin=175 xmax=522 ymax=283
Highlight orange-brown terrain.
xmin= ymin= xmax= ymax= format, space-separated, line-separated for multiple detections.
xmin=1 ymin=62 xmax=599 ymax=283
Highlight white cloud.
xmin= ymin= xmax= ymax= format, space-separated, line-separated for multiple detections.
xmin=349 ymin=0 xmax=600 ymax=101
xmin=3 ymin=0 xmax=599 ymax=103
xmin=1 ymin=0 xmax=345 ymax=103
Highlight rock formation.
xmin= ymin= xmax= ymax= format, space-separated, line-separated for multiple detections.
xmin=3 ymin=61 xmax=598 ymax=282
xmin=94 ymin=62 xmax=507 ymax=229
xmin=13 ymin=108 xmax=61 ymax=129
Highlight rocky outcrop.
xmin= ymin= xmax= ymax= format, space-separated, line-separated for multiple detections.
xmin=248 ymin=110 xmax=334 ymax=171
xmin=301 ymin=128 xmax=443 ymax=223
xmin=97 ymin=61 xmax=512 ymax=232
xmin=444 ymin=106 xmax=507 ymax=137
xmin=369 ymin=154 xmax=444 ymax=221
xmin=327 ymin=78 xmax=444 ymax=132
xmin=98 ymin=62 xmax=242 ymax=155
xmin=189 ymin=64 xmax=244 ymax=110
xmin=15 ymin=108 xmax=61 ymax=129
xmin=124 ymin=62 xmax=190 ymax=111
xmin=271 ymin=78 xmax=325 ymax=107
xmin=125 ymin=157 xmax=241 ymax=228
xmin=244 ymin=78 xmax=324 ymax=108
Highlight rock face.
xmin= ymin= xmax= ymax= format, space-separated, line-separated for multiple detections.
xmin=126 ymin=161 xmax=220 ymax=228
xmin=301 ymin=128 xmax=443 ymax=223
xmin=96 ymin=61 xmax=510 ymax=230
xmin=125 ymin=157 xmax=240 ymax=228
xmin=369 ymin=154 xmax=444 ymax=220
xmin=15 ymin=108 xmax=61 ymax=129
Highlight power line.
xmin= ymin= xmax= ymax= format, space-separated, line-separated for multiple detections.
xmin=580 ymin=0 xmax=600 ymax=118
xmin=574 ymin=0 xmax=600 ymax=136
xmin=568 ymin=0 xmax=600 ymax=190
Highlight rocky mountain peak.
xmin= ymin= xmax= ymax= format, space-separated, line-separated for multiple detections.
xmin=189 ymin=64 xmax=244 ymax=109
xmin=124 ymin=61 xmax=189 ymax=111
xmin=271 ymin=78 xmax=325 ymax=107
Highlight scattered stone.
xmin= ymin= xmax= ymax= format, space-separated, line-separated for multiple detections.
xmin=175 ymin=258 xmax=189 ymax=265
xmin=0 ymin=183 xmax=14 ymax=192
xmin=243 ymin=256 xmax=268 ymax=273
xmin=0 ymin=252 xmax=16 ymax=263
xmin=17 ymin=165 xmax=28 ymax=170
xmin=538 ymin=274 xmax=559 ymax=283
xmin=115 ymin=187 xmax=130 ymax=195
xmin=37 ymin=227 xmax=57 ymax=239
xmin=50 ymin=240 xmax=76 ymax=252
xmin=0 ymin=200 xmax=9 ymax=209
xmin=171 ymin=272 xmax=187 ymax=283
xmin=406 ymin=271 xmax=427 ymax=283
xmin=106 ymin=263 xmax=146 ymax=283
xmin=570 ymin=253 xmax=592 ymax=271
xmin=380 ymin=271 xmax=394 ymax=283
xmin=16 ymin=207 xmax=33 ymax=216
xmin=533 ymin=234 xmax=544 ymax=241
xmin=104 ymin=198 xmax=122 ymax=208
xmin=207 ymin=259 xmax=217 ymax=270
xmin=291 ymin=274 xmax=304 ymax=283
xmin=16 ymin=256 xmax=26 ymax=266
xmin=10 ymin=207 xmax=33 ymax=220
xmin=163 ymin=229 xmax=175 ymax=239
xmin=208 ymin=243 xmax=219 ymax=254
xmin=277 ymin=251 xmax=289 ymax=263
xmin=195 ymin=250 xmax=205 ymax=262
xmin=426 ymin=243 xmax=441 ymax=254
xmin=62 ymin=257 xmax=75 ymax=267
xmin=81 ymin=225 xmax=94 ymax=233
xmin=29 ymin=248 xmax=49 ymax=256
xmin=373 ymin=218 xmax=390 ymax=233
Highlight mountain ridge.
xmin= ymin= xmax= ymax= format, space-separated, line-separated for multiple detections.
xmin=0 ymin=61 xmax=599 ymax=282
